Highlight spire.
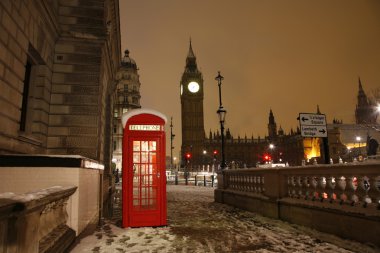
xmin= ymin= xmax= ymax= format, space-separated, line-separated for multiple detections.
xmin=357 ymin=77 xmax=368 ymax=106
xmin=269 ymin=109 xmax=275 ymax=124
xmin=358 ymin=76 xmax=366 ymax=97
xmin=187 ymin=38 xmax=195 ymax=58
xmin=316 ymin=105 xmax=321 ymax=114
xmin=278 ymin=125 xmax=284 ymax=136
xmin=268 ymin=108 xmax=277 ymax=139
xmin=185 ymin=39 xmax=198 ymax=72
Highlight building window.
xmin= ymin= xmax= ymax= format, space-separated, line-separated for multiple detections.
xmin=113 ymin=141 xmax=117 ymax=151
xmin=113 ymin=125 xmax=117 ymax=133
xmin=20 ymin=60 xmax=32 ymax=131
xmin=132 ymin=97 xmax=138 ymax=104
xmin=114 ymin=109 xmax=118 ymax=117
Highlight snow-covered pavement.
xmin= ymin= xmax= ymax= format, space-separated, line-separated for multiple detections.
xmin=70 ymin=185 xmax=379 ymax=252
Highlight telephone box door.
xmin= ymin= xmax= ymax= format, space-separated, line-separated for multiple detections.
xmin=122 ymin=110 xmax=167 ymax=228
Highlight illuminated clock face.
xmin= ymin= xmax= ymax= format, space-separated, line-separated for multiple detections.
xmin=188 ymin=81 xmax=200 ymax=93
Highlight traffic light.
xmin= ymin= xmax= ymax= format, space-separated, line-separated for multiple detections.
xmin=213 ymin=150 xmax=218 ymax=159
xmin=263 ymin=154 xmax=271 ymax=162
xmin=185 ymin=152 xmax=191 ymax=162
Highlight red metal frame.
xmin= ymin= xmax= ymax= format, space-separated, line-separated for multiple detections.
xmin=122 ymin=113 xmax=167 ymax=227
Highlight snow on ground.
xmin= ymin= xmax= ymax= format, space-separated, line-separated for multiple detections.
xmin=70 ymin=185 xmax=379 ymax=253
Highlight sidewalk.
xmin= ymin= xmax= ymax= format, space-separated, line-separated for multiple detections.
xmin=70 ymin=185 xmax=378 ymax=252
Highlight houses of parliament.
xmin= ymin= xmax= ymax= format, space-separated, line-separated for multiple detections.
xmin=180 ymin=42 xmax=378 ymax=168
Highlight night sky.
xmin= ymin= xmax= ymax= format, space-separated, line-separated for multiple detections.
xmin=119 ymin=0 xmax=380 ymax=157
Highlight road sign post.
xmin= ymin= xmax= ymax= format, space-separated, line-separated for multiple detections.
xmin=299 ymin=113 xmax=330 ymax=164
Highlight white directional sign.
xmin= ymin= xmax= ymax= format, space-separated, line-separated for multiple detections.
xmin=299 ymin=113 xmax=327 ymax=138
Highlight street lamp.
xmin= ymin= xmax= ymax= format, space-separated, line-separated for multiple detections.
xmin=216 ymin=71 xmax=227 ymax=170
xmin=356 ymin=136 xmax=361 ymax=155
xmin=173 ymin=157 xmax=177 ymax=170
xmin=202 ymin=150 xmax=207 ymax=169
xmin=269 ymin=143 xmax=275 ymax=163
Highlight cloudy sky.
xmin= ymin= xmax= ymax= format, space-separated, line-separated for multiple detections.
xmin=119 ymin=0 xmax=380 ymax=157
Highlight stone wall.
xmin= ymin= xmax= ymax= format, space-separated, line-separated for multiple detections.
xmin=0 ymin=0 xmax=121 ymax=173
xmin=0 ymin=0 xmax=121 ymax=215
xmin=0 ymin=155 xmax=104 ymax=236
xmin=0 ymin=0 xmax=58 ymax=154
xmin=215 ymin=162 xmax=380 ymax=247
xmin=0 ymin=186 xmax=77 ymax=253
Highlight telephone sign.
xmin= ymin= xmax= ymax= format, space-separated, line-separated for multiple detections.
xmin=122 ymin=109 xmax=167 ymax=227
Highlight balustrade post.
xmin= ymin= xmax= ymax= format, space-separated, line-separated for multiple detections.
xmin=261 ymin=170 xmax=283 ymax=199
xmin=216 ymin=171 xmax=225 ymax=189
xmin=336 ymin=176 xmax=347 ymax=204
xmin=326 ymin=176 xmax=336 ymax=203
xmin=345 ymin=176 xmax=358 ymax=205
xmin=248 ymin=175 xmax=253 ymax=192
xmin=367 ymin=176 xmax=380 ymax=209
xmin=356 ymin=176 xmax=369 ymax=207
xmin=295 ymin=176 xmax=304 ymax=199
xmin=288 ymin=176 xmax=296 ymax=198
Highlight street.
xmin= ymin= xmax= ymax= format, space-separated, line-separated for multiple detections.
xmin=70 ymin=185 xmax=378 ymax=253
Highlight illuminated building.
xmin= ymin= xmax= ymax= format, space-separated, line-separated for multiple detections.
xmin=112 ymin=50 xmax=142 ymax=171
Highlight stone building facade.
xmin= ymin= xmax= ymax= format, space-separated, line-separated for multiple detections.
xmin=204 ymin=111 xmax=305 ymax=168
xmin=179 ymin=42 xmax=306 ymax=168
xmin=179 ymin=43 xmax=378 ymax=168
xmin=0 ymin=0 xmax=121 ymax=202
xmin=180 ymin=41 xmax=206 ymax=166
xmin=112 ymin=50 xmax=142 ymax=171
xmin=355 ymin=78 xmax=377 ymax=124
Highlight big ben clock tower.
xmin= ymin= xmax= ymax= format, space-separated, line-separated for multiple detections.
xmin=180 ymin=41 xmax=205 ymax=167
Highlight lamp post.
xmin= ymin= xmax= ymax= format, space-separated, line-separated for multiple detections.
xmin=170 ymin=117 xmax=175 ymax=172
xmin=216 ymin=71 xmax=226 ymax=170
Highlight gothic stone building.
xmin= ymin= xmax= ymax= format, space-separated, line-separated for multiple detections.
xmin=180 ymin=43 xmax=376 ymax=168
xmin=180 ymin=42 xmax=305 ymax=168
xmin=0 ymin=0 xmax=121 ymax=205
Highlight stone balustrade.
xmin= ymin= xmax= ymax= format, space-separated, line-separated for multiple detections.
xmin=284 ymin=165 xmax=380 ymax=210
xmin=215 ymin=162 xmax=380 ymax=247
xmin=224 ymin=171 xmax=265 ymax=194
xmin=0 ymin=186 xmax=77 ymax=253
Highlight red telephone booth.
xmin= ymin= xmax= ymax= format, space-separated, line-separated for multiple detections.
xmin=122 ymin=109 xmax=167 ymax=227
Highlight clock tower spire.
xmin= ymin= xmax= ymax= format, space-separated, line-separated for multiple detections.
xmin=180 ymin=41 xmax=205 ymax=167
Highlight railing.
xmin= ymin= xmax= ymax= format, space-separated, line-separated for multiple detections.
xmin=224 ymin=170 xmax=265 ymax=194
xmin=0 ymin=186 xmax=77 ymax=253
xmin=222 ymin=163 xmax=380 ymax=209
xmin=285 ymin=167 xmax=380 ymax=209
xmin=216 ymin=162 xmax=380 ymax=247
xmin=167 ymin=172 xmax=217 ymax=187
